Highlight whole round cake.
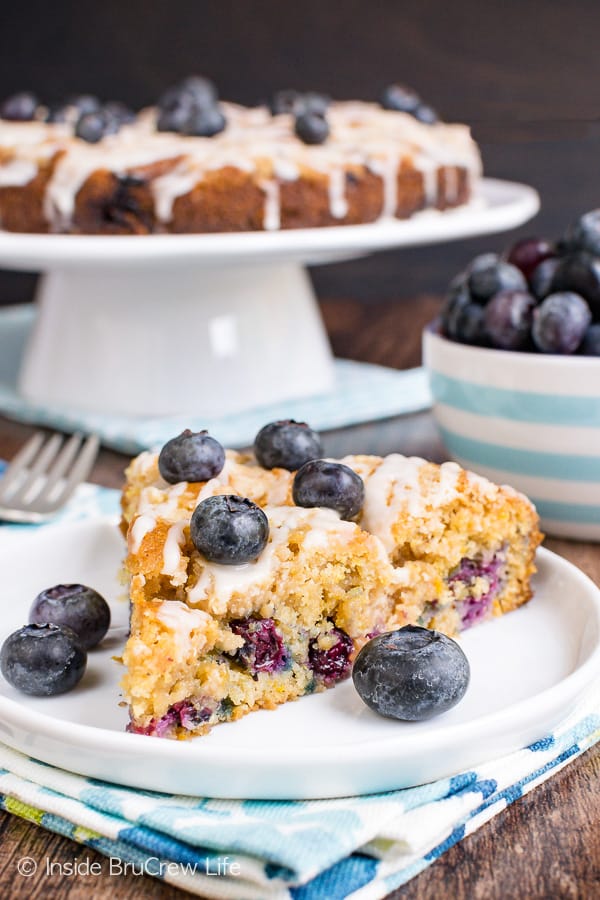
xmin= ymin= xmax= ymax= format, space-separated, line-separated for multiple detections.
xmin=0 ymin=78 xmax=482 ymax=235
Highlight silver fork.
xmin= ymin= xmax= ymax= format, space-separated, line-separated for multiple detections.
xmin=0 ymin=431 xmax=100 ymax=523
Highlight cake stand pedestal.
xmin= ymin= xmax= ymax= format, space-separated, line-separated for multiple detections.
xmin=0 ymin=178 xmax=539 ymax=418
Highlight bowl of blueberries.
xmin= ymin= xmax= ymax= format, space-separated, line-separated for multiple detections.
xmin=423 ymin=208 xmax=600 ymax=541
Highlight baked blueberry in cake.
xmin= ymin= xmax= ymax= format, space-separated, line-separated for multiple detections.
xmin=0 ymin=77 xmax=481 ymax=234
xmin=120 ymin=423 xmax=541 ymax=739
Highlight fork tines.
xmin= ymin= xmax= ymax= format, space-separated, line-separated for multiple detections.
xmin=0 ymin=431 xmax=100 ymax=522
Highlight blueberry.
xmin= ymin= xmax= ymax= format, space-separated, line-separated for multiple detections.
xmin=67 ymin=93 xmax=102 ymax=116
xmin=532 ymin=292 xmax=591 ymax=354
xmin=0 ymin=91 xmax=39 ymax=121
xmin=506 ymin=237 xmax=555 ymax=281
xmin=157 ymin=104 xmax=192 ymax=133
xmin=414 ymin=103 xmax=439 ymax=124
xmin=44 ymin=104 xmax=70 ymax=123
xmin=352 ymin=625 xmax=470 ymax=721
xmin=190 ymin=495 xmax=269 ymax=564
xmin=75 ymin=110 xmax=119 ymax=143
xmin=308 ymin=625 xmax=353 ymax=685
xmin=550 ymin=252 xmax=600 ymax=319
xmin=158 ymin=429 xmax=225 ymax=484
xmin=440 ymin=284 xmax=471 ymax=339
xmin=230 ymin=617 xmax=287 ymax=674
xmin=529 ymin=257 xmax=561 ymax=301
xmin=295 ymin=112 xmax=329 ymax=145
xmin=581 ymin=323 xmax=600 ymax=355
xmin=181 ymin=105 xmax=226 ymax=137
xmin=29 ymin=583 xmax=110 ymax=651
xmin=468 ymin=259 xmax=527 ymax=304
xmin=293 ymin=460 xmax=364 ymax=520
xmin=448 ymin=300 xmax=487 ymax=345
xmin=484 ymin=290 xmax=536 ymax=350
xmin=562 ymin=209 xmax=600 ymax=257
xmin=0 ymin=624 xmax=86 ymax=697
xmin=270 ymin=90 xmax=331 ymax=117
xmin=177 ymin=75 xmax=218 ymax=108
xmin=254 ymin=420 xmax=322 ymax=471
xmin=270 ymin=89 xmax=302 ymax=115
xmin=103 ymin=101 xmax=136 ymax=124
xmin=380 ymin=83 xmax=420 ymax=114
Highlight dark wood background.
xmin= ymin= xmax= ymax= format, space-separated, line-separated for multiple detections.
xmin=1 ymin=0 xmax=600 ymax=305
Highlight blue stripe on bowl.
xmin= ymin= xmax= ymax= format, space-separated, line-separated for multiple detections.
xmin=439 ymin=427 xmax=600 ymax=481
xmin=530 ymin=498 xmax=600 ymax=524
xmin=429 ymin=372 xmax=600 ymax=428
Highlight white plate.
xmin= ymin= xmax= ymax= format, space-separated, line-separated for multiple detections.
xmin=0 ymin=517 xmax=598 ymax=800
xmin=0 ymin=178 xmax=539 ymax=269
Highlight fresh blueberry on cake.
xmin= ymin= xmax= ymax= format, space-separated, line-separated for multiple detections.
xmin=253 ymin=419 xmax=322 ymax=471
xmin=293 ymin=459 xmax=365 ymax=520
xmin=190 ymin=495 xmax=269 ymax=564
xmin=0 ymin=91 xmax=39 ymax=121
xmin=158 ymin=429 xmax=225 ymax=484
xmin=294 ymin=110 xmax=330 ymax=145
xmin=119 ymin=427 xmax=541 ymax=739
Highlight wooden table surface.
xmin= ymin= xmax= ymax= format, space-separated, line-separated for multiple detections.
xmin=0 ymin=295 xmax=598 ymax=899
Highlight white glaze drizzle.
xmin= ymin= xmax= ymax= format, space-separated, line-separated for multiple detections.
xmin=0 ymin=158 xmax=38 ymax=187
xmin=327 ymin=168 xmax=348 ymax=219
xmin=129 ymin=514 xmax=157 ymax=554
xmin=162 ymin=521 xmax=187 ymax=577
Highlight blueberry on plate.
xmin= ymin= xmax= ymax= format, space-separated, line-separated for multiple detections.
xmin=352 ymin=625 xmax=470 ymax=721
xmin=0 ymin=624 xmax=87 ymax=696
xmin=29 ymin=583 xmax=110 ymax=650
xmin=532 ymin=292 xmax=591 ymax=354
xmin=295 ymin=111 xmax=330 ymax=145
xmin=190 ymin=494 xmax=269 ymax=565
xmin=254 ymin=420 xmax=322 ymax=471
xmin=380 ymin=83 xmax=420 ymax=114
xmin=468 ymin=259 xmax=527 ymax=304
xmin=484 ymin=289 xmax=536 ymax=351
xmin=0 ymin=91 xmax=39 ymax=121
xmin=158 ymin=429 xmax=225 ymax=484
xmin=293 ymin=460 xmax=364 ymax=520
xmin=506 ymin=237 xmax=555 ymax=282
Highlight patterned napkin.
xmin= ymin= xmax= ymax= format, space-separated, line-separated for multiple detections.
xmin=0 ymin=305 xmax=432 ymax=453
xmin=0 ymin=483 xmax=598 ymax=899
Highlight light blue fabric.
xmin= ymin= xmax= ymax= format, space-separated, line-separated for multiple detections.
xmin=0 ymin=305 xmax=431 ymax=454
xmin=0 ymin=482 xmax=598 ymax=898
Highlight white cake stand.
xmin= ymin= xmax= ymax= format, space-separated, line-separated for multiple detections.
xmin=0 ymin=177 xmax=539 ymax=417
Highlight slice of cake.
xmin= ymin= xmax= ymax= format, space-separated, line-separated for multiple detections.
xmin=120 ymin=426 xmax=541 ymax=739
xmin=123 ymin=503 xmax=394 ymax=739
xmin=340 ymin=455 xmax=542 ymax=636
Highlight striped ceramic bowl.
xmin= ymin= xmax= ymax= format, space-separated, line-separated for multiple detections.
xmin=423 ymin=323 xmax=600 ymax=540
